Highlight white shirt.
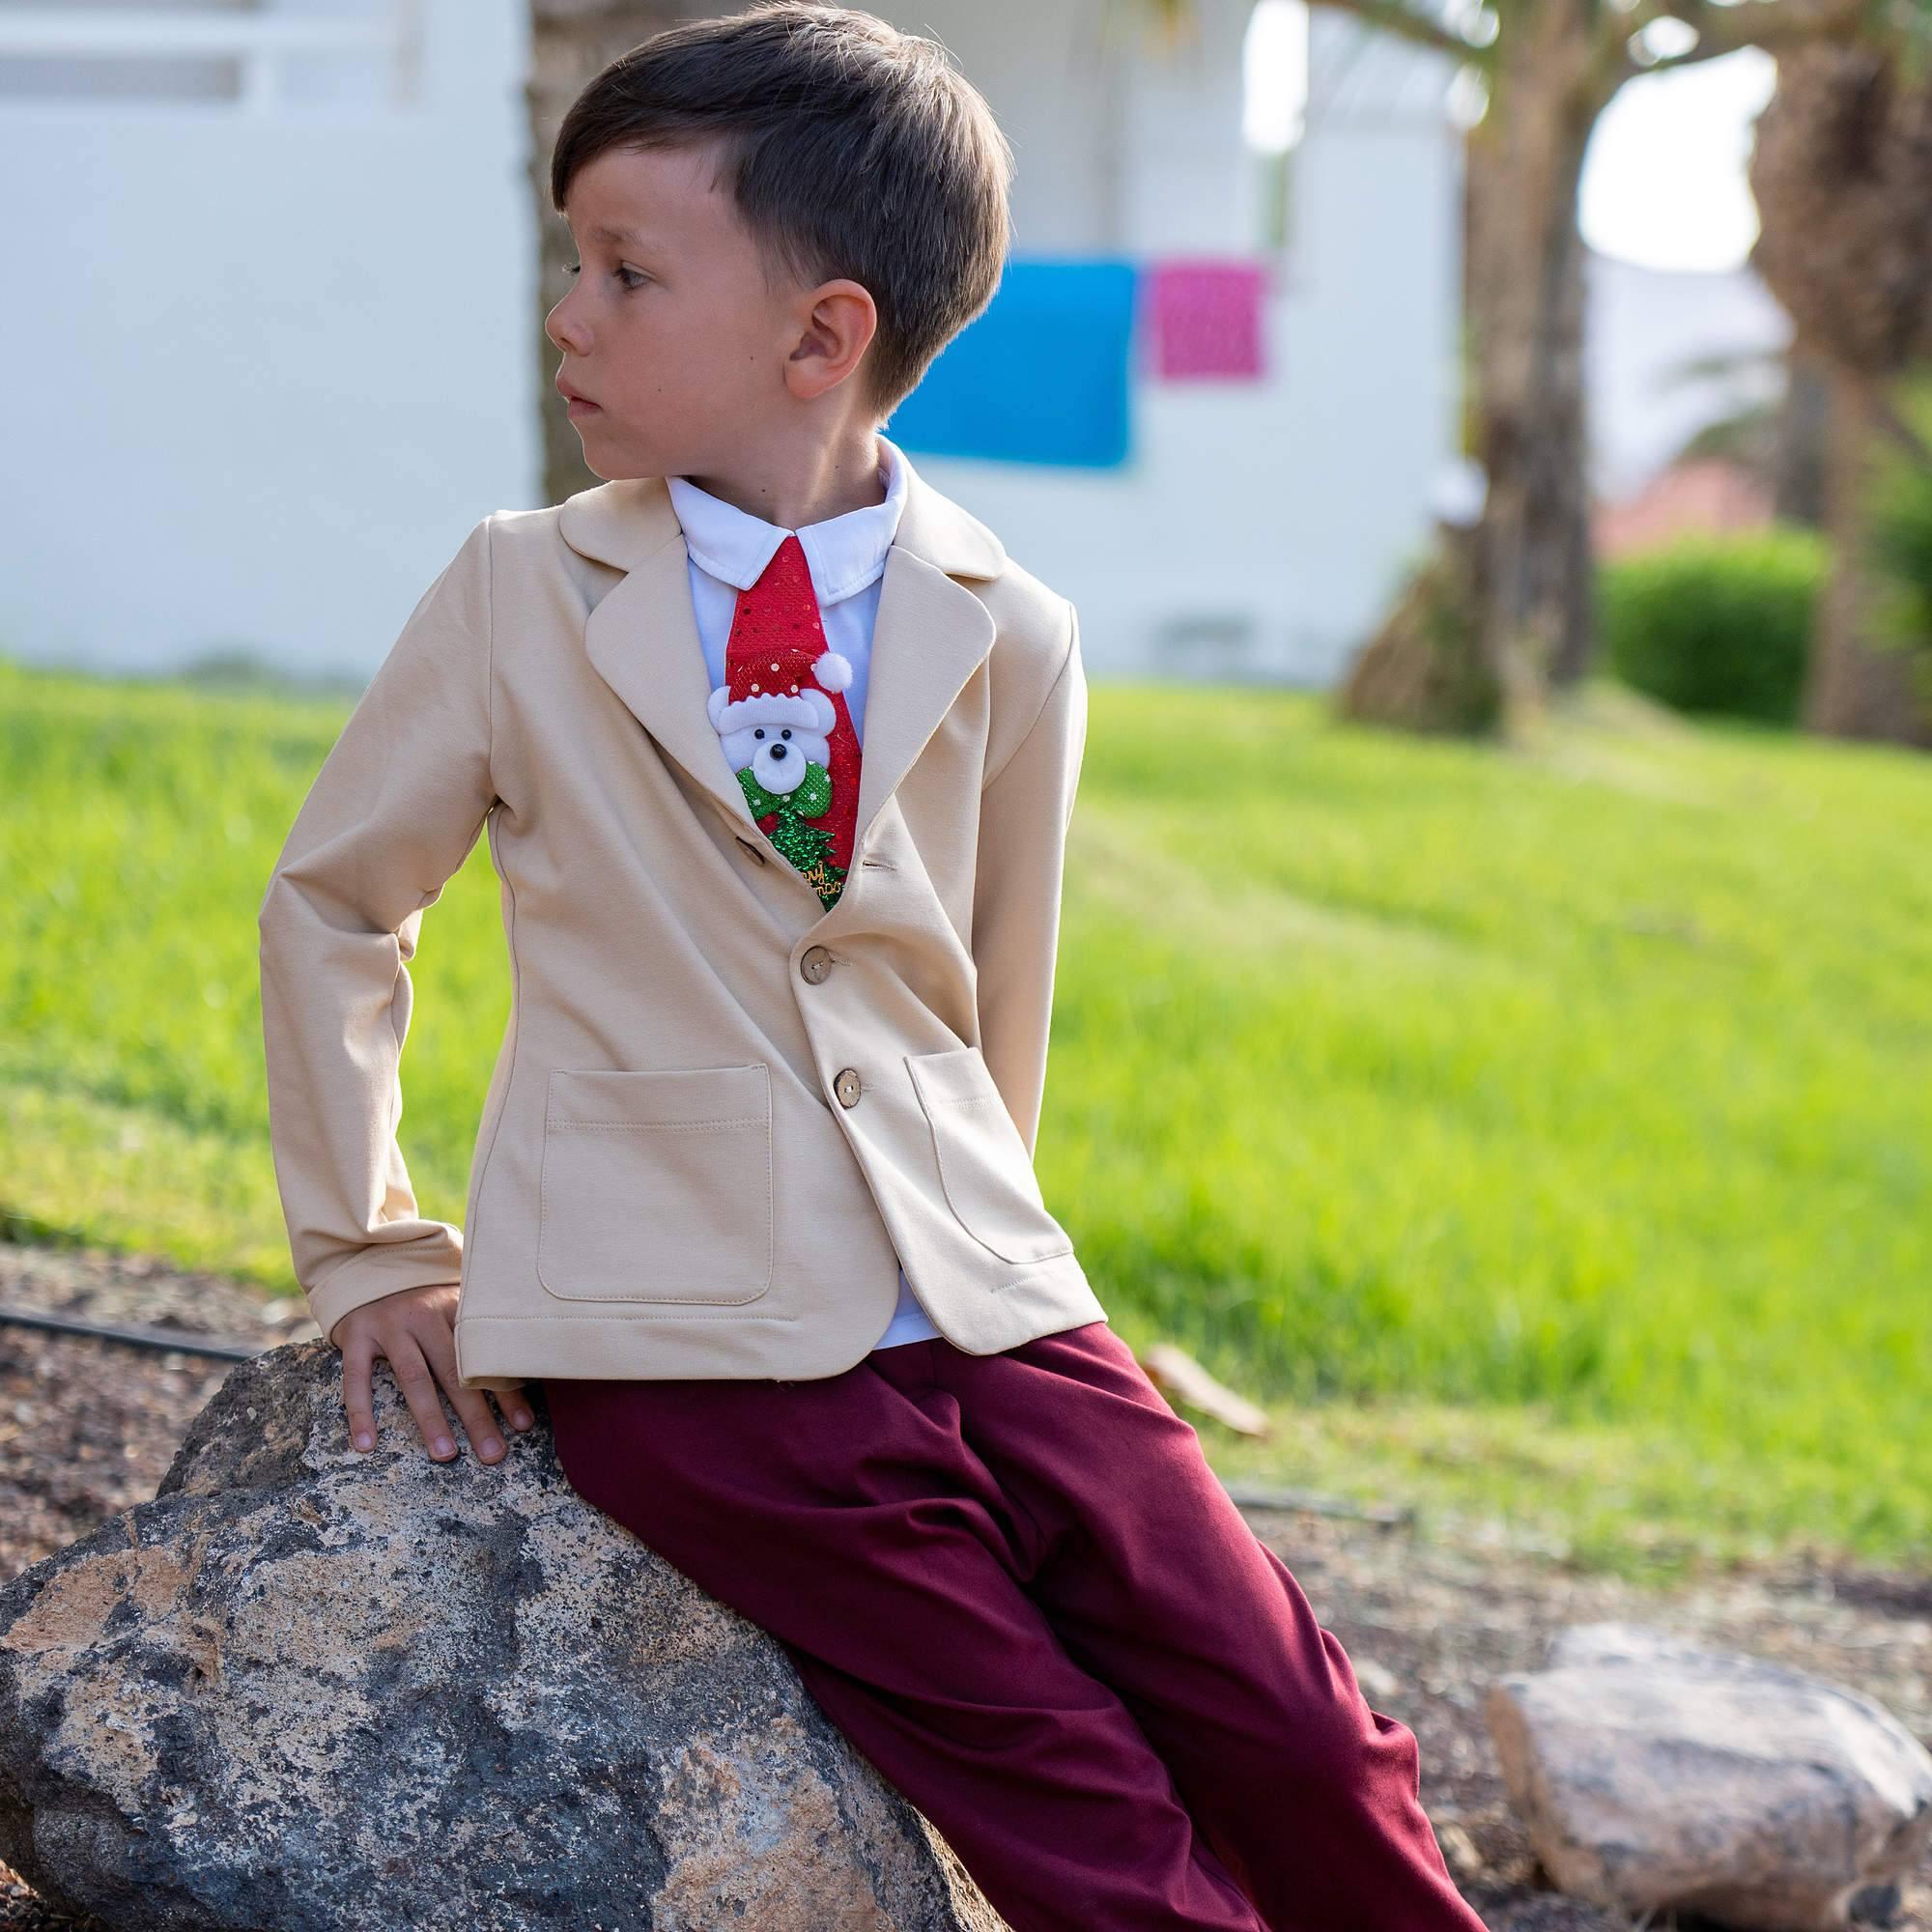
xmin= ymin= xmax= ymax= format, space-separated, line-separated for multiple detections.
xmin=667 ymin=433 xmax=944 ymax=1352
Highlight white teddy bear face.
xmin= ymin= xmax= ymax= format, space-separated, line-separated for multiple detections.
xmin=722 ymin=719 xmax=833 ymax=796
xmin=707 ymin=686 xmax=838 ymax=798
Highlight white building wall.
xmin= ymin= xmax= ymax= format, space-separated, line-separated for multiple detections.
xmin=1584 ymin=245 xmax=1790 ymax=502
xmin=0 ymin=0 xmax=535 ymax=680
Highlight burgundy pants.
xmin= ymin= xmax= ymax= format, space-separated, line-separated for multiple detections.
xmin=543 ymin=1319 xmax=1483 ymax=1932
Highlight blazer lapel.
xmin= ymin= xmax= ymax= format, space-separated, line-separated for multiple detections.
xmin=561 ymin=479 xmax=760 ymax=837
xmin=557 ymin=458 xmax=1009 ymax=869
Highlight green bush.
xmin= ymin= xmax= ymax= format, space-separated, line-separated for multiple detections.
xmin=1600 ymin=526 xmax=1828 ymax=724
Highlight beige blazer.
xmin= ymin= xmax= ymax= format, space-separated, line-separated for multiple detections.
xmin=257 ymin=461 xmax=1108 ymax=1390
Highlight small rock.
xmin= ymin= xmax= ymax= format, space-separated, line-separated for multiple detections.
xmin=1352 ymin=1655 xmax=1403 ymax=1704
xmin=0 ymin=1342 xmax=1008 ymax=1931
xmin=1484 ymin=1620 xmax=1932 ymax=1931
xmin=1434 ymin=1819 xmax=1483 ymax=1880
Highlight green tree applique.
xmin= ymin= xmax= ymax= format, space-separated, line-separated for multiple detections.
xmin=739 ymin=763 xmax=848 ymax=907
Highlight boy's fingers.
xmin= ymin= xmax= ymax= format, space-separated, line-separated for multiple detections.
xmin=333 ymin=1294 xmax=530 ymax=1464
xmin=415 ymin=1321 xmax=511 ymax=1464
xmin=492 ymin=1381 xmax=536 ymax=1432
xmin=340 ymin=1335 xmax=378 ymax=1453
xmin=384 ymin=1336 xmax=460 ymax=1461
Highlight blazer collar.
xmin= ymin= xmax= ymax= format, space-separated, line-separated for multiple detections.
xmin=555 ymin=443 xmax=1006 ymax=579
xmin=663 ymin=431 xmax=912 ymax=605
xmin=556 ymin=453 xmax=1009 ymax=907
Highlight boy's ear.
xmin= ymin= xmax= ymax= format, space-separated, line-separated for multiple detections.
xmin=785 ymin=280 xmax=879 ymax=401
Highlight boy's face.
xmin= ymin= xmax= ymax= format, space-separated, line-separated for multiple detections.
xmin=548 ymin=140 xmax=840 ymax=482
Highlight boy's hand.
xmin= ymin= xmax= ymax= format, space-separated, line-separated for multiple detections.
xmin=333 ymin=1282 xmax=535 ymax=1465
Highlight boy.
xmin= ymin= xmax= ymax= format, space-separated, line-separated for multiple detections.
xmin=257 ymin=6 xmax=1486 ymax=1927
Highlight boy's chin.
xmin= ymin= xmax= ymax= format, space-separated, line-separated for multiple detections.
xmin=573 ymin=437 xmax=658 ymax=484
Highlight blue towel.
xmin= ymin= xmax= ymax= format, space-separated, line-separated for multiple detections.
xmin=885 ymin=257 xmax=1137 ymax=469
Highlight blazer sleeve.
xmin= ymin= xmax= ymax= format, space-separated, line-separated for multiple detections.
xmin=970 ymin=597 xmax=1089 ymax=1161
xmin=257 ymin=515 xmax=498 ymax=1348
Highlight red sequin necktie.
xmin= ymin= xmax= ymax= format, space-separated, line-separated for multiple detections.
xmin=708 ymin=532 xmax=863 ymax=909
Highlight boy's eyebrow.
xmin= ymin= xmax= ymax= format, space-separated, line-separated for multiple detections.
xmin=586 ymin=223 xmax=651 ymax=247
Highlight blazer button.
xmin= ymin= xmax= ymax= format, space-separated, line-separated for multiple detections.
xmin=834 ymin=1066 xmax=862 ymax=1108
xmin=799 ymin=945 xmax=833 ymax=983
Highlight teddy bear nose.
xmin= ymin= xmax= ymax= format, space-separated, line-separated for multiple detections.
xmin=771 ymin=743 xmax=788 ymax=758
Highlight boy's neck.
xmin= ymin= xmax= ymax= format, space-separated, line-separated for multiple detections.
xmin=680 ymin=424 xmax=888 ymax=533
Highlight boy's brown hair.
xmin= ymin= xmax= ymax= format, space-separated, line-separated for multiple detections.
xmin=549 ymin=2 xmax=1014 ymax=426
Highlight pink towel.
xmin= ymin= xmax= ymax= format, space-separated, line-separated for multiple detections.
xmin=1141 ymin=257 xmax=1269 ymax=381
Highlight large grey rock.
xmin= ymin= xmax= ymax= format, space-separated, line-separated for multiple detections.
xmin=0 ymin=1341 xmax=1006 ymax=1931
xmin=1485 ymin=1621 xmax=1932 ymax=1931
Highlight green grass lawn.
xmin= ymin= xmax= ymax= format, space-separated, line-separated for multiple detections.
xmin=4 ymin=654 xmax=1927 ymax=1585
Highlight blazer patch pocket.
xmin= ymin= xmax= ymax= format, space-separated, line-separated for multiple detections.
xmin=906 ymin=1046 xmax=1075 ymax=1266
xmin=538 ymin=1064 xmax=775 ymax=1303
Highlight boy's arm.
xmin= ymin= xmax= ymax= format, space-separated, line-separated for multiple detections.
xmin=257 ymin=516 xmax=498 ymax=1349
xmin=971 ymin=597 xmax=1089 ymax=1160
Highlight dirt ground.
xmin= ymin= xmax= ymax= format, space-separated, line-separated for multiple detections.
xmin=1 ymin=1239 xmax=1926 ymax=1932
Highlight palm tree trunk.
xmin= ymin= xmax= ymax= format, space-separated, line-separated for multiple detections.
xmin=1802 ymin=363 xmax=1932 ymax=743
xmin=1464 ymin=1 xmax=1600 ymax=728
xmin=1771 ymin=352 xmax=1832 ymax=526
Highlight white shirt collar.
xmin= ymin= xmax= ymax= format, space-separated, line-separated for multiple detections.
xmin=667 ymin=432 xmax=912 ymax=606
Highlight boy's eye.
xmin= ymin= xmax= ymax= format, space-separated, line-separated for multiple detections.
xmin=561 ymin=262 xmax=648 ymax=290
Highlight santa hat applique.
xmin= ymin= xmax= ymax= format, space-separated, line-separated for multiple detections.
xmin=707 ymin=635 xmax=854 ymax=739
